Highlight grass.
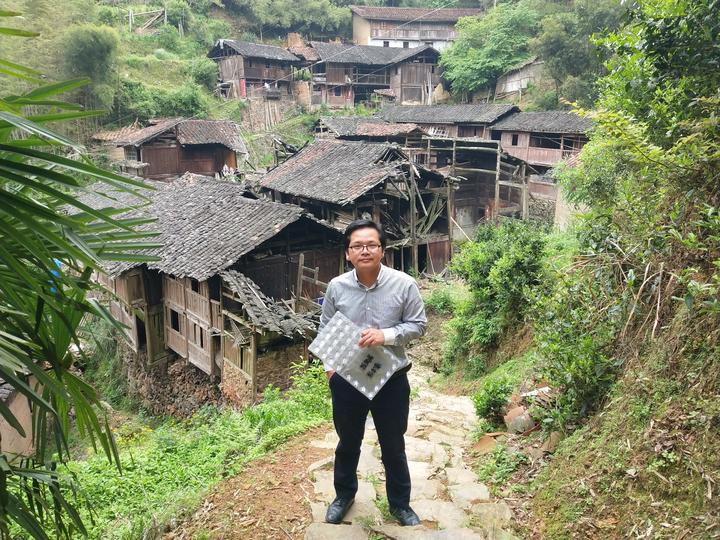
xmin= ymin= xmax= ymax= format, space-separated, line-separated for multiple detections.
xmin=61 ymin=364 xmax=332 ymax=539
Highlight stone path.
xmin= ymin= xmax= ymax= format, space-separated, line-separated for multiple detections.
xmin=304 ymin=366 xmax=519 ymax=540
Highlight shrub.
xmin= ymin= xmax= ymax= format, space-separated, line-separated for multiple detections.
xmin=62 ymin=24 xmax=119 ymax=82
xmin=184 ymin=57 xmax=218 ymax=90
xmin=473 ymin=377 xmax=513 ymax=423
xmin=476 ymin=445 xmax=528 ymax=486
xmin=426 ymin=287 xmax=454 ymax=314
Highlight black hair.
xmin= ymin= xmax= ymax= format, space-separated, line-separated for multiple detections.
xmin=344 ymin=219 xmax=386 ymax=250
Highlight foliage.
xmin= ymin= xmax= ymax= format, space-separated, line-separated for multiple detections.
xmin=472 ymin=377 xmax=513 ymax=424
xmin=0 ymin=11 xmax=160 ymax=538
xmin=425 ymin=287 xmax=454 ymax=315
xmin=530 ymin=0 xmax=624 ymax=107
xmin=440 ymin=2 xmax=540 ymax=97
xmin=66 ymin=363 xmax=331 ymax=539
xmin=225 ymin=0 xmax=352 ymax=35
xmin=184 ymin=57 xmax=218 ymax=90
xmin=449 ymin=220 xmax=547 ymax=352
xmin=114 ymin=80 xmax=211 ymax=123
xmin=476 ymin=445 xmax=528 ymax=487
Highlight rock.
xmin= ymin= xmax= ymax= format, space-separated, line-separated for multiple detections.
xmin=445 ymin=467 xmax=477 ymax=485
xmin=407 ymin=460 xmax=434 ymax=482
xmin=448 ymin=482 xmax=491 ymax=509
xmin=503 ymin=406 xmax=535 ymax=434
xmin=304 ymin=522 xmax=368 ymax=540
xmin=377 ymin=524 xmax=484 ymax=539
xmin=312 ymin=470 xmax=335 ymax=503
xmin=470 ymin=501 xmax=512 ymax=525
xmin=357 ymin=445 xmax=383 ymax=476
xmin=355 ymin=480 xmax=376 ymax=503
xmin=307 ymin=455 xmax=334 ymax=476
xmin=410 ymin=478 xmax=442 ymax=501
xmin=411 ymin=499 xmax=470 ymax=530
xmin=344 ymin=500 xmax=382 ymax=525
xmin=310 ymin=501 xmax=326 ymax=522
xmin=405 ymin=436 xmax=435 ymax=462
xmin=541 ymin=431 xmax=563 ymax=453
xmin=473 ymin=435 xmax=497 ymax=456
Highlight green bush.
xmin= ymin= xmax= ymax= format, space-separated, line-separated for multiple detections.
xmin=442 ymin=220 xmax=548 ymax=374
xmin=114 ymin=80 xmax=211 ymax=122
xmin=426 ymin=287 xmax=454 ymax=315
xmin=184 ymin=57 xmax=218 ymax=90
xmin=472 ymin=377 xmax=513 ymax=423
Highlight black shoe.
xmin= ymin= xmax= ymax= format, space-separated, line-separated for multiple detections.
xmin=390 ymin=506 xmax=421 ymax=526
xmin=325 ymin=497 xmax=355 ymax=524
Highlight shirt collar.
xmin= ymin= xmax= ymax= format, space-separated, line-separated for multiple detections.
xmin=353 ymin=264 xmax=386 ymax=290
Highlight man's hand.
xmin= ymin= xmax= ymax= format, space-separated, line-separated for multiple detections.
xmin=325 ymin=370 xmax=335 ymax=381
xmin=358 ymin=328 xmax=385 ymax=348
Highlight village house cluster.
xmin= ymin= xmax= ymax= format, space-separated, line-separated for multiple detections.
xmin=84 ymin=5 xmax=592 ymax=407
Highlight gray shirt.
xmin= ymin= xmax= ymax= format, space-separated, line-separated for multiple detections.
xmin=318 ymin=264 xmax=427 ymax=372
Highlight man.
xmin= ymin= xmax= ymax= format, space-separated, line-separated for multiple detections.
xmin=319 ymin=219 xmax=427 ymax=526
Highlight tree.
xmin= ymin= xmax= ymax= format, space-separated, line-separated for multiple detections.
xmin=0 ymin=11 xmax=159 ymax=538
xmin=439 ymin=1 xmax=541 ymax=98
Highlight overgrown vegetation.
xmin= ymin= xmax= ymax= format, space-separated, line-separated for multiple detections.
xmin=65 ymin=362 xmax=331 ymax=539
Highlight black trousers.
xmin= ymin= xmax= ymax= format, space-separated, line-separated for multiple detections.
xmin=329 ymin=371 xmax=411 ymax=509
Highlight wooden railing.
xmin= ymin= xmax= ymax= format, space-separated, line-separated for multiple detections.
xmin=370 ymin=28 xmax=456 ymax=40
xmin=166 ymin=328 xmax=187 ymax=358
xmin=185 ymin=288 xmax=210 ymax=324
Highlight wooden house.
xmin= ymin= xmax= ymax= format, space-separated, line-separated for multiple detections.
xmin=78 ymin=174 xmax=343 ymax=406
xmin=493 ymin=57 xmax=544 ymax=100
xmin=489 ymin=111 xmax=592 ymax=171
xmin=304 ymin=42 xmax=441 ymax=108
xmin=350 ymin=5 xmax=482 ymax=51
xmin=207 ymin=40 xmax=301 ymax=99
xmin=315 ymin=116 xmax=425 ymax=145
xmin=0 ymin=380 xmax=34 ymax=459
xmin=424 ymin=137 xmax=537 ymax=236
xmin=115 ymin=118 xmax=248 ymax=180
xmin=260 ymin=139 xmax=453 ymax=274
xmin=380 ymin=104 xmax=518 ymax=139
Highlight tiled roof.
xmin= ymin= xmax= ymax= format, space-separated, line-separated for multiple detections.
xmin=319 ymin=116 xmax=422 ymax=137
xmin=116 ymin=117 xmax=184 ymax=146
xmin=380 ymin=104 xmax=518 ymax=124
xmin=260 ymin=139 xmax=405 ymax=205
xmin=177 ymin=120 xmax=248 ymax=153
xmin=350 ymin=5 xmax=482 ymax=22
xmin=75 ymin=175 xmax=335 ymax=280
xmin=310 ymin=41 xmax=438 ymax=66
xmin=490 ymin=111 xmax=592 ymax=134
xmin=114 ymin=118 xmax=247 ymax=153
xmin=92 ymin=121 xmax=142 ymax=143
xmin=208 ymin=40 xmax=300 ymax=62
xmin=221 ymin=270 xmax=315 ymax=337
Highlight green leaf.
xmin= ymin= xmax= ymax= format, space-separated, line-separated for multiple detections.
xmin=0 ymin=27 xmax=39 ymax=37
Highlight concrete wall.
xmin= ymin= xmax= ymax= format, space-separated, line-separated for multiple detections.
xmin=352 ymin=14 xmax=371 ymax=45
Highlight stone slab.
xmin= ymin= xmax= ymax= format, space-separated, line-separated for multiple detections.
xmin=355 ymin=480 xmax=377 ymax=504
xmin=304 ymin=522 xmax=368 ymax=540
xmin=470 ymin=501 xmax=512 ymax=525
xmin=344 ymin=500 xmax=382 ymax=525
xmin=411 ymin=499 xmax=470 ymax=530
xmin=445 ymin=467 xmax=477 ymax=485
xmin=448 ymin=482 xmax=491 ymax=509
xmin=410 ymin=478 xmax=442 ymax=501
xmin=358 ymin=444 xmax=383 ymax=476
xmin=307 ymin=455 xmax=334 ymax=476
xmin=310 ymin=501 xmax=326 ymax=523
xmin=312 ymin=470 xmax=335 ymax=503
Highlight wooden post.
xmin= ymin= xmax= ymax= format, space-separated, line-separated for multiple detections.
xmin=521 ymin=162 xmax=529 ymax=220
xmin=409 ymin=166 xmax=418 ymax=275
xmin=494 ymin=145 xmax=501 ymax=220
xmin=447 ymin=178 xmax=454 ymax=257
xmin=250 ymin=332 xmax=257 ymax=403
xmin=295 ymin=252 xmax=305 ymax=309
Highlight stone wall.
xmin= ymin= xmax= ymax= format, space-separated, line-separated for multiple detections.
xmin=529 ymin=195 xmax=556 ymax=225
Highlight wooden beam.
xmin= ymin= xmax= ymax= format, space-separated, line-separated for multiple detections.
xmin=494 ymin=148 xmax=501 ymax=220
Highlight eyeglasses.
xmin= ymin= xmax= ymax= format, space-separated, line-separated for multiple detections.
xmin=348 ymin=244 xmax=382 ymax=253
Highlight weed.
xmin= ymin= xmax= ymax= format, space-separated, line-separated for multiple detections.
xmin=472 ymin=377 xmax=513 ymax=424
xmin=374 ymin=495 xmax=393 ymax=521
xmin=476 ymin=445 xmax=528 ymax=487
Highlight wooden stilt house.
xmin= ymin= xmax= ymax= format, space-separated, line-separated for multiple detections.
xmin=78 ymin=174 xmax=343 ymax=405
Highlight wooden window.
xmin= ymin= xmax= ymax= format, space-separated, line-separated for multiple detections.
xmin=170 ymin=308 xmax=180 ymax=332
xmin=403 ymin=41 xmax=410 ymax=48
xmin=383 ymin=41 xmax=389 ymax=47
xmin=334 ymin=86 xmax=342 ymax=96
xmin=265 ymin=61 xmax=271 ymax=68
xmin=190 ymin=278 xmax=199 ymax=292
xmin=511 ymin=134 xmax=519 ymax=146
xmin=530 ymin=133 xmax=562 ymax=149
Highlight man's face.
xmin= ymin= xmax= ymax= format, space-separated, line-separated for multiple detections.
xmin=346 ymin=227 xmax=384 ymax=272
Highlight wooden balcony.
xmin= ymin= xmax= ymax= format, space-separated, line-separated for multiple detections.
xmin=504 ymin=146 xmax=581 ymax=167
xmin=186 ymin=288 xmax=210 ymax=325
xmin=370 ymin=28 xmax=456 ymax=40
